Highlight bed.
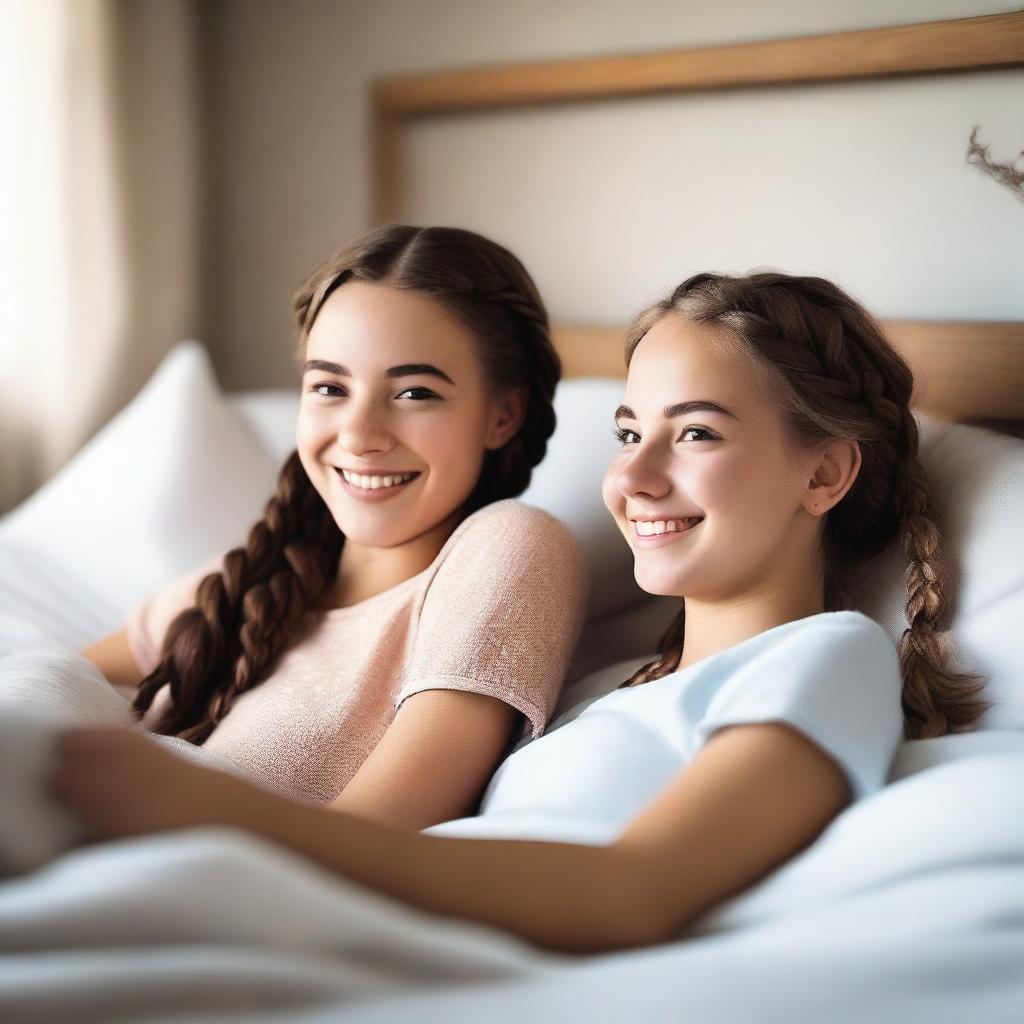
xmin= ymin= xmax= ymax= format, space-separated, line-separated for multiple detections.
xmin=2 ymin=11 xmax=1023 ymax=1023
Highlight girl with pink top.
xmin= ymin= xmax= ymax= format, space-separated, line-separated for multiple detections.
xmin=79 ymin=223 xmax=588 ymax=828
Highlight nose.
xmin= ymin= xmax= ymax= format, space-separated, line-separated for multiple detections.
xmin=614 ymin=444 xmax=672 ymax=502
xmin=337 ymin=397 xmax=395 ymax=457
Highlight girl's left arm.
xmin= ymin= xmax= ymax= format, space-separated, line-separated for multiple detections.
xmin=327 ymin=688 xmax=522 ymax=828
xmin=329 ymin=504 xmax=589 ymax=830
xmin=51 ymin=717 xmax=849 ymax=954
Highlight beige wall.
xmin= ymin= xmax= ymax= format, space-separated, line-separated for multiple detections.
xmin=200 ymin=0 xmax=1024 ymax=391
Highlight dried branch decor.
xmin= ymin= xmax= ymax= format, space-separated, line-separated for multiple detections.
xmin=967 ymin=126 xmax=1024 ymax=202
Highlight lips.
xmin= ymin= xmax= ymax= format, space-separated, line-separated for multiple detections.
xmin=630 ymin=516 xmax=703 ymax=537
xmin=335 ymin=468 xmax=421 ymax=491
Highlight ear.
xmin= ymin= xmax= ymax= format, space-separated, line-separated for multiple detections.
xmin=803 ymin=438 xmax=862 ymax=517
xmin=484 ymin=386 xmax=528 ymax=451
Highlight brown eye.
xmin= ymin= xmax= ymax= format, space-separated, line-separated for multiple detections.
xmin=311 ymin=383 xmax=345 ymax=397
xmin=679 ymin=427 xmax=716 ymax=442
xmin=395 ymin=386 xmax=441 ymax=401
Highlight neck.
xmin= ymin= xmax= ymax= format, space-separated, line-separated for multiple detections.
xmin=322 ymin=509 xmax=464 ymax=610
xmin=676 ymin=527 xmax=827 ymax=671
xmin=676 ymin=582 xmax=825 ymax=672
xmin=675 ymin=509 xmax=830 ymax=670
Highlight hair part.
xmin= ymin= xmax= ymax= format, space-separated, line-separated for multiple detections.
xmin=133 ymin=225 xmax=560 ymax=742
xmin=619 ymin=271 xmax=990 ymax=740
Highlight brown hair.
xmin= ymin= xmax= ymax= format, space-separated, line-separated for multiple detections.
xmin=618 ymin=271 xmax=989 ymax=740
xmin=133 ymin=224 xmax=560 ymax=742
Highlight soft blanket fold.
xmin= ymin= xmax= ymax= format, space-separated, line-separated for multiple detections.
xmin=0 ymin=650 xmax=244 ymax=877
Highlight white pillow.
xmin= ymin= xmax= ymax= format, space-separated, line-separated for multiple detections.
xmin=848 ymin=416 xmax=1024 ymax=730
xmin=0 ymin=341 xmax=281 ymax=656
xmin=230 ymin=388 xmax=301 ymax=466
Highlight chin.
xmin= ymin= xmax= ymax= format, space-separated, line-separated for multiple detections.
xmin=333 ymin=521 xmax=411 ymax=549
xmin=633 ymin=564 xmax=686 ymax=598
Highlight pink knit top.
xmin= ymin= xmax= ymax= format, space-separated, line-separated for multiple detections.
xmin=125 ymin=500 xmax=588 ymax=806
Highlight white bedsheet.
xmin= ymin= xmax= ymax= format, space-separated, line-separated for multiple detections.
xmin=1 ymin=723 xmax=1022 ymax=1022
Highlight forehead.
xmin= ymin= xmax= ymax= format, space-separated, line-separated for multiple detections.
xmin=305 ymin=280 xmax=479 ymax=368
xmin=624 ymin=315 xmax=761 ymax=413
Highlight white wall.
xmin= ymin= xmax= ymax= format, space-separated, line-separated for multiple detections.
xmin=203 ymin=0 xmax=1023 ymax=390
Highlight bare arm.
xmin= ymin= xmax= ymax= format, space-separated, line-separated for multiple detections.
xmin=329 ymin=688 xmax=522 ymax=829
xmin=235 ymin=721 xmax=851 ymax=953
xmin=80 ymin=629 xmax=144 ymax=691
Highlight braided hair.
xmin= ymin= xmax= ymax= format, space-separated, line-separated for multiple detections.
xmin=133 ymin=225 xmax=560 ymax=743
xmin=618 ymin=271 xmax=990 ymax=740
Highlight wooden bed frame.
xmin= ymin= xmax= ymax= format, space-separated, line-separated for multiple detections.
xmin=369 ymin=12 xmax=1024 ymax=436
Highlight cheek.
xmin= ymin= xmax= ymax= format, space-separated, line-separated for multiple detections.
xmin=688 ymin=453 xmax=753 ymax=508
xmin=601 ymin=462 xmax=624 ymax=517
xmin=410 ymin=410 xmax=487 ymax=481
xmin=295 ymin=404 xmax=328 ymax=452
xmin=407 ymin=416 xmax=450 ymax=459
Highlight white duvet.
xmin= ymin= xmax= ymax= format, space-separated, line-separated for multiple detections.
xmin=0 ymin=748 xmax=1021 ymax=1022
xmin=0 ymin=650 xmax=1022 ymax=1022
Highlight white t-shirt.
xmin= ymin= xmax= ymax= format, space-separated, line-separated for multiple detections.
xmin=426 ymin=610 xmax=904 ymax=846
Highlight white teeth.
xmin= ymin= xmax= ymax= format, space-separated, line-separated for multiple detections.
xmin=341 ymin=470 xmax=415 ymax=490
xmin=633 ymin=518 xmax=701 ymax=537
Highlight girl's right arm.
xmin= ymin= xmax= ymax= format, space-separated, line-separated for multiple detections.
xmin=81 ymin=629 xmax=144 ymax=691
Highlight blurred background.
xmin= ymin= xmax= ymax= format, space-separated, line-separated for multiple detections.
xmin=1 ymin=0 xmax=1022 ymax=515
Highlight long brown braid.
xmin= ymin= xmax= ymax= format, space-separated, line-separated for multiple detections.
xmin=618 ymin=272 xmax=990 ymax=740
xmin=133 ymin=225 xmax=560 ymax=743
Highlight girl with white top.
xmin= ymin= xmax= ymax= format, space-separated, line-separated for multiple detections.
xmin=44 ymin=269 xmax=988 ymax=953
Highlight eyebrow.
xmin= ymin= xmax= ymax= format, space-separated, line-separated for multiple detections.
xmin=614 ymin=400 xmax=740 ymax=421
xmin=303 ymin=359 xmax=455 ymax=385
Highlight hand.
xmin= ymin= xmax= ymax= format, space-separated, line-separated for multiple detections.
xmin=47 ymin=726 xmax=270 ymax=843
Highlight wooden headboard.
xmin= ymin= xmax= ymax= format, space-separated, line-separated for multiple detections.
xmin=551 ymin=321 xmax=1024 ymax=439
xmin=371 ymin=12 xmax=1024 ymax=436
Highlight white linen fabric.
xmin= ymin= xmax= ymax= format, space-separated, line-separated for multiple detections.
xmin=0 ymin=650 xmax=250 ymax=877
xmin=0 ymin=737 xmax=1021 ymax=1023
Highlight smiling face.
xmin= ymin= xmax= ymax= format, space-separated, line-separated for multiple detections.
xmin=296 ymin=280 xmax=520 ymax=552
xmin=601 ymin=313 xmax=827 ymax=604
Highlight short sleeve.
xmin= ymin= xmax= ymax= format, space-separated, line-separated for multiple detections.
xmin=124 ymin=554 xmax=224 ymax=676
xmin=692 ymin=613 xmax=904 ymax=801
xmin=398 ymin=500 xmax=589 ymax=739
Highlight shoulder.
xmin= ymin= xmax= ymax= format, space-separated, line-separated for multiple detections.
xmin=692 ymin=610 xmax=905 ymax=800
xmin=445 ymin=499 xmax=583 ymax=568
xmin=698 ymin=610 xmax=902 ymax=714
xmin=455 ymin=498 xmax=576 ymax=544
xmin=423 ymin=499 xmax=587 ymax=601
xmin=792 ymin=610 xmax=898 ymax=663
xmin=762 ymin=610 xmax=900 ymax=676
